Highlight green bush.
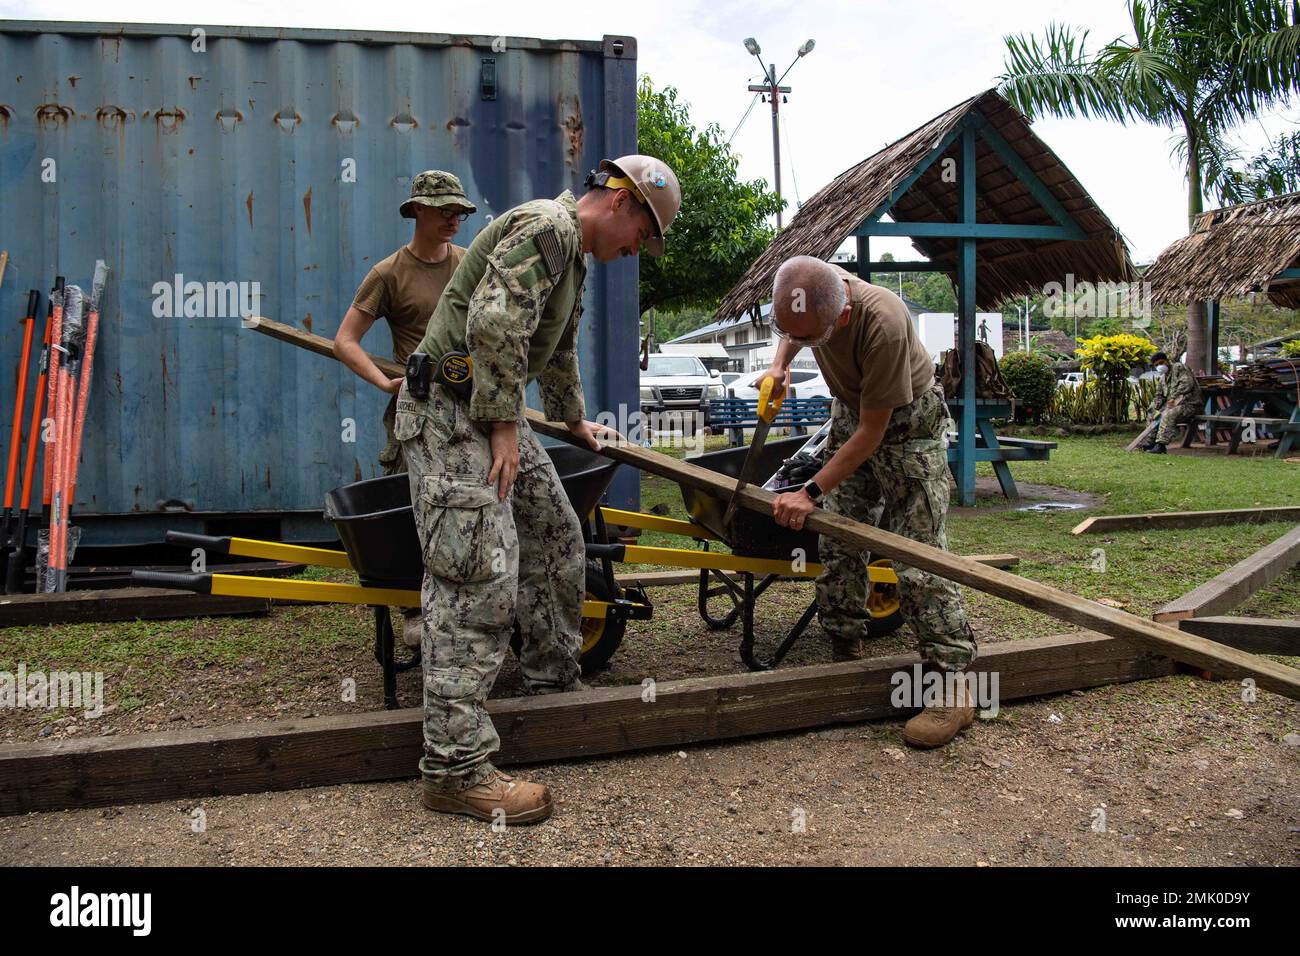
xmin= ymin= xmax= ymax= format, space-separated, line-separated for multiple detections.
xmin=999 ymin=350 xmax=1057 ymax=423
xmin=1281 ymin=339 xmax=1300 ymax=358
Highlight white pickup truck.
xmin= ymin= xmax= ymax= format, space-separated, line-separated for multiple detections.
xmin=639 ymin=353 xmax=725 ymax=434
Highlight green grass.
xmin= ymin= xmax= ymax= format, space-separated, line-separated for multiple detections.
xmin=3 ymin=433 xmax=1298 ymax=716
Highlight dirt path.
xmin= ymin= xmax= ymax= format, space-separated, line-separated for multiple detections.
xmin=3 ymin=676 xmax=1296 ymax=867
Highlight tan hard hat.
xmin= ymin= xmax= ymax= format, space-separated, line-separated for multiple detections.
xmin=595 ymin=155 xmax=680 ymax=256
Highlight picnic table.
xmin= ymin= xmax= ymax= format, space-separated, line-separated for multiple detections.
xmin=944 ymin=398 xmax=1055 ymax=500
xmin=708 ymin=395 xmax=832 ymax=447
xmin=1179 ymin=386 xmax=1300 ymax=458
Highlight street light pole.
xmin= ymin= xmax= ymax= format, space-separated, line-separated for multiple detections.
xmin=745 ymin=37 xmax=813 ymax=231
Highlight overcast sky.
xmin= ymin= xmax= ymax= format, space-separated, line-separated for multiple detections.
xmin=5 ymin=0 xmax=1298 ymax=263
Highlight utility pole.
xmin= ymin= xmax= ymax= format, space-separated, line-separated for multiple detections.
xmin=744 ymin=37 xmax=814 ymax=230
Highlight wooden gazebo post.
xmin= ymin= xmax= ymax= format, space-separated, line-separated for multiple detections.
xmin=852 ymin=116 xmax=1090 ymax=505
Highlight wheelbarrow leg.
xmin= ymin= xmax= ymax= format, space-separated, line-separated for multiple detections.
xmin=698 ymin=566 xmax=743 ymax=629
xmin=374 ymin=605 xmax=399 ymax=710
xmin=737 ymin=576 xmax=819 ymax=671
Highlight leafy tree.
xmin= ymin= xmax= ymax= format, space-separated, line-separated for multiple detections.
xmin=996 ymin=0 xmax=1300 ymax=373
xmin=999 ymin=350 xmax=1058 ymax=422
xmin=1219 ymin=129 xmax=1300 ymax=202
xmin=636 ymin=77 xmax=784 ymax=315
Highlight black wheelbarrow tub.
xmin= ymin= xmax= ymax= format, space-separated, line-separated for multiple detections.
xmin=681 ymin=436 xmax=821 ymax=562
xmin=324 ymin=443 xmax=620 ymax=590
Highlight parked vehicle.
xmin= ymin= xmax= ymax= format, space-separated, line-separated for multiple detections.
xmin=729 ymin=367 xmax=833 ymax=401
xmin=640 ymin=353 xmax=725 ymax=433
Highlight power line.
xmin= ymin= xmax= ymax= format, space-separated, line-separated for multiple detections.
xmin=728 ymin=92 xmax=760 ymax=145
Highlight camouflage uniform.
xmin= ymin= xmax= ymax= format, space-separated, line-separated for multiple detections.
xmin=816 ymin=384 xmax=977 ymax=671
xmin=1151 ymin=361 xmax=1203 ymax=445
xmin=398 ymin=191 xmax=590 ymax=793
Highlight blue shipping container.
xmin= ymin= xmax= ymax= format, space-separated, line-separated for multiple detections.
xmin=0 ymin=21 xmax=641 ymax=545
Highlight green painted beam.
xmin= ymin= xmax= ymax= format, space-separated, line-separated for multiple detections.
xmin=1274 ymin=268 xmax=1300 ymax=280
xmin=967 ymin=111 xmax=1083 ymax=233
xmin=861 ymin=116 xmax=971 ymax=224
xmin=855 ymin=220 xmax=1086 ymax=240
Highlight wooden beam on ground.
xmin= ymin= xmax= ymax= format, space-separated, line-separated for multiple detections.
xmin=244 ymin=314 xmax=1300 ymax=701
xmin=1072 ymin=507 xmax=1300 ymax=535
xmin=1125 ymin=421 xmax=1157 ymax=452
xmin=617 ymin=554 xmax=1020 ymax=587
xmin=1154 ymin=525 xmax=1300 ymax=624
xmin=0 ymin=631 xmax=1174 ymax=815
xmin=1177 ymin=617 xmax=1300 ymax=656
xmin=0 ymin=587 xmax=271 ymax=627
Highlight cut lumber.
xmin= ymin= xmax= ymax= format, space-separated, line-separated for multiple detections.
xmin=615 ymin=554 xmax=1019 ymax=587
xmin=0 ymin=586 xmax=270 ymax=627
xmin=1177 ymin=617 xmax=1300 ymax=656
xmin=1072 ymin=507 xmax=1300 ymax=535
xmin=1125 ymin=421 xmax=1157 ymax=452
xmin=245 ymin=314 xmax=1300 ymax=701
xmin=1154 ymin=524 xmax=1300 ymax=624
xmin=0 ymin=631 xmax=1173 ymax=815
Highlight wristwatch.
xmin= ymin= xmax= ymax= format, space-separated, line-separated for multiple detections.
xmin=802 ymin=479 xmax=824 ymax=502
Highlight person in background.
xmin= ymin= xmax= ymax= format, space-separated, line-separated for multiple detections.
xmin=333 ymin=170 xmax=476 ymax=648
xmin=1143 ymin=351 xmax=1203 ymax=454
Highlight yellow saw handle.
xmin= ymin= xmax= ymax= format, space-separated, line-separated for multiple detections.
xmin=758 ymin=374 xmax=785 ymax=423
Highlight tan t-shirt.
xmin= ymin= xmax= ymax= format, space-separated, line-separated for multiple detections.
xmin=813 ymin=265 xmax=936 ymax=411
xmin=351 ymin=244 xmax=467 ymax=364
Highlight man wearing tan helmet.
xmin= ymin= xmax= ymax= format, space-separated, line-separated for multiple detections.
xmin=334 ymin=170 xmax=477 ymax=650
xmin=397 ymin=155 xmax=681 ymax=825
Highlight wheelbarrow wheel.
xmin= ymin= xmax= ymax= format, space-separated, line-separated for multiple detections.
xmin=509 ymin=562 xmax=627 ymax=676
xmin=866 ymin=558 xmax=905 ymax=639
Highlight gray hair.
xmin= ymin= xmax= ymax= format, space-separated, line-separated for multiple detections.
xmin=772 ymin=256 xmax=846 ymax=331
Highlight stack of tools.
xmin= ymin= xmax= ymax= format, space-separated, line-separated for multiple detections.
xmin=36 ymin=261 xmax=109 ymax=593
xmin=2 ymin=286 xmax=47 ymax=592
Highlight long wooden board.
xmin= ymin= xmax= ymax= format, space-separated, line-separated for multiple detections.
xmin=0 ymin=587 xmax=270 ymax=627
xmin=1124 ymin=421 xmax=1157 ymax=452
xmin=245 ymin=316 xmax=1300 ymax=701
xmin=0 ymin=631 xmax=1174 ymax=815
xmin=1154 ymin=524 xmax=1300 ymax=624
xmin=1177 ymin=617 xmax=1300 ymax=656
xmin=1072 ymin=507 xmax=1300 ymax=535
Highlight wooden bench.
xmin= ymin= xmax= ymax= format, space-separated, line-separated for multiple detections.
xmin=1179 ymin=415 xmax=1294 ymax=454
xmin=707 ymin=396 xmax=832 ymax=447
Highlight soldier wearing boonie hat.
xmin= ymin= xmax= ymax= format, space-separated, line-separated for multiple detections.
xmin=333 ymin=168 xmax=477 ymax=650
xmin=400 ymin=170 xmax=478 ymax=218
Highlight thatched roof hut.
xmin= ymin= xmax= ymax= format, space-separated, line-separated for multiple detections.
xmin=714 ymin=89 xmax=1136 ymax=322
xmin=1144 ymin=192 xmax=1300 ymax=309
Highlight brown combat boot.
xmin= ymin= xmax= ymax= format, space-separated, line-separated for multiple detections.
xmin=421 ymin=771 xmax=554 ymax=825
xmin=902 ymin=671 xmax=978 ymax=749
xmin=831 ymin=635 xmax=865 ymax=662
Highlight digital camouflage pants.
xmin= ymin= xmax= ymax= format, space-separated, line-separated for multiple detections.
xmin=380 ymin=394 xmax=406 ymax=476
xmin=816 ymin=384 xmax=978 ymax=671
xmin=395 ymin=383 xmax=586 ymax=793
xmin=1154 ymin=399 xmax=1200 ymax=446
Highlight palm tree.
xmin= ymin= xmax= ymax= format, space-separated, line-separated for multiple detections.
xmin=997 ymin=0 xmax=1300 ymax=372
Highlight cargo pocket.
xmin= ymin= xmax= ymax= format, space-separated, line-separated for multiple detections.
xmin=393 ymin=409 xmax=422 ymax=443
xmin=898 ymin=442 xmax=949 ymax=536
xmin=417 ymin=474 xmax=506 ymax=584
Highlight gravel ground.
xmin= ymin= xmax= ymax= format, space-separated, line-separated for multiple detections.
xmin=3 ymin=676 xmax=1297 ymax=866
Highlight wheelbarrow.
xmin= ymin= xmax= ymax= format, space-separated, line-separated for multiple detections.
xmin=134 ymin=444 xmax=653 ymax=708
xmin=676 ymin=432 xmax=903 ymax=670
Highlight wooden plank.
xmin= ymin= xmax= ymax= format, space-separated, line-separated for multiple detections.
xmin=1154 ymin=525 xmax=1300 ymax=623
xmin=0 ymin=587 xmax=270 ymax=627
xmin=244 ymin=314 xmax=1300 ymax=700
xmin=1125 ymin=421 xmax=1157 ymax=452
xmin=1177 ymin=617 xmax=1300 ymax=656
xmin=0 ymin=631 xmax=1174 ymax=815
xmin=1072 ymin=507 xmax=1300 ymax=535
xmin=616 ymin=554 xmax=1020 ymax=587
